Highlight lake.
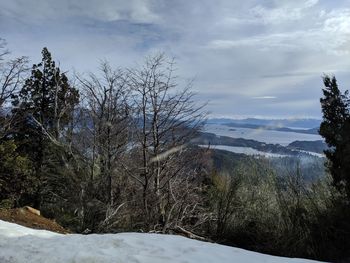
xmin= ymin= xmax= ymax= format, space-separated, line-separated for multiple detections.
xmin=204 ymin=124 xmax=323 ymax=146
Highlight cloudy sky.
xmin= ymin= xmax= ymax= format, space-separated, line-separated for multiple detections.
xmin=1 ymin=0 xmax=350 ymax=118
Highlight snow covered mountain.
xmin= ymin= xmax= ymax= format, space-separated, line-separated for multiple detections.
xmin=0 ymin=220 xmax=322 ymax=263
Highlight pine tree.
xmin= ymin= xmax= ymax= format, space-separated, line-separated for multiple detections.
xmin=319 ymin=75 xmax=350 ymax=197
xmin=12 ymin=47 xmax=79 ymax=208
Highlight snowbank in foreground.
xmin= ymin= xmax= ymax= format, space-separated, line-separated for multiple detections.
xmin=0 ymin=220 xmax=322 ymax=263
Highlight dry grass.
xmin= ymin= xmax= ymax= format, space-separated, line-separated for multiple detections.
xmin=0 ymin=207 xmax=70 ymax=234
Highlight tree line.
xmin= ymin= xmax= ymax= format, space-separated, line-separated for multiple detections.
xmin=1 ymin=38 xmax=350 ymax=262
xmin=0 ymin=40 xmax=209 ymax=234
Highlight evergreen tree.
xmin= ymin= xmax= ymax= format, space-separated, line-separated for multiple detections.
xmin=319 ymin=75 xmax=350 ymax=197
xmin=12 ymin=47 xmax=79 ymax=208
xmin=0 ymin=140 xmax=34 ymax=208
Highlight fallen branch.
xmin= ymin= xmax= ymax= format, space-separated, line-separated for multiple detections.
xmin=173 ymin=225 xmax=211 ymax=242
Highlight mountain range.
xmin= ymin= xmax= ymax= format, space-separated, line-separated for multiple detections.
xmin=207 ymin=118 xmax=321 ymax=129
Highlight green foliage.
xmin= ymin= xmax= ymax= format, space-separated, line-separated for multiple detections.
xmin=13 ymin=48 xmax=79 ymax=133
xmin=0 ymin=140 xmax=35 ymax=207
xmin=319 ymin=75 xmax=350 ymax=197
xmin=12 ymin=47 xmax=79 ymax=155
xmin=10 ymin=47 xmax=79 ymax=208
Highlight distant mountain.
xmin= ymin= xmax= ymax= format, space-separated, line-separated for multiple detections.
xmin=207 ymin=118 xmax=321 ymax=129
xmin=207 ymin=147 xmax=326 ymax=182
xmin=192 ymin=132 xmax=326 ymax=156
xmin=223 ymin=123 xmax=319 ymax=135
xmin=288 ymin=140 xmax=327 ymax=154
xmin=192 ymin=132 xmax=299 ymax=156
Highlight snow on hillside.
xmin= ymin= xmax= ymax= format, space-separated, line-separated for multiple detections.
xmin=0 ymin=220 xmax=322 ymax=263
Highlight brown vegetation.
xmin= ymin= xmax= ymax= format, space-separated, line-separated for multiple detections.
xmin=0 ymin=207 xmax=69 ymax=234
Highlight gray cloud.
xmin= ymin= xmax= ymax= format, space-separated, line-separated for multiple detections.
xmin=0 ymin=0 xmax=159 ymax=23
xmin=1 ymin=0 xmax=349 ymax=118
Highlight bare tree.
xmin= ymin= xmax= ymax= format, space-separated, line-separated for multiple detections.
xmin=210 ymin=172 xmax=241 ymax=237
xmin=0 ymin=57 xmax=28 ymax=108
xmin=127 ymin=53 xmax=207 ymax=232
xmin=0 ymin=39 xmax=28 ymax=108
xmin=76 ymin=61 xmax=130 ymax=229
xmin=0 ymin=38 xmax=28 ymax=138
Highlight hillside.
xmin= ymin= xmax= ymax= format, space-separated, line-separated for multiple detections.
xmin=0 ymin=220 xmax=322 ymax=263
xmin=192 ymin=132 xmax=297 ymax=155
xmin=0 ymin=207 xmax=69 ymax=234
xmin=287 ymin=140 xmax=327 ymax=154
xmin=224 ymin=122 xmax=319 ymax=135
xmin=192 ymin=132 xmax=325 ymax=156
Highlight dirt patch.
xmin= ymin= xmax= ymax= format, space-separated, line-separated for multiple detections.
xmin=0 ymin=208 xmax=70 ymax=234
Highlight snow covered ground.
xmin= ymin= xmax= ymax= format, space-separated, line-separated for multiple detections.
xmin=0 ymin=220 xmax=323 ymax=263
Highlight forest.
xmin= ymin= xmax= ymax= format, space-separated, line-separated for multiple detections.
xmin=1 ymin=39 xmax=350 ymax=262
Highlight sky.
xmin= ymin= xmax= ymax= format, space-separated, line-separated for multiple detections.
xmin=1 ymin=0 xmax=350 ymax=119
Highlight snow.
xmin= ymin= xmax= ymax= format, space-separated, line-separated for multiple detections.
xmin=199 ymin=145 xmax=325 ymax=159
xmin=199 ymin=144 xmax=288 ymax=158
xmin=0 ymin=220 xmax=322 ymax=263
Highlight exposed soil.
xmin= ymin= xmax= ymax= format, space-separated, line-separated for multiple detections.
xmin=0 ymin=207 xmax=70 ymax=234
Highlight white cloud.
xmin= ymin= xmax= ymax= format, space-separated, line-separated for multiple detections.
xmin=253 ymin=96 xmax=277 ymax=99
xmin=324 ymin=9 xmax=350 ymax=34
xmin=208 ymin=20 xmax=350 ymax=55
xmin=1 ymin=0 xmax=349 ymax=118
xmin=268 ymin=99 xmax=318 ymax=110
xmin=250 ymin=0 xmax=319 ymax=24
xmin=207 ymin=32 xmax=307 ymax=50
